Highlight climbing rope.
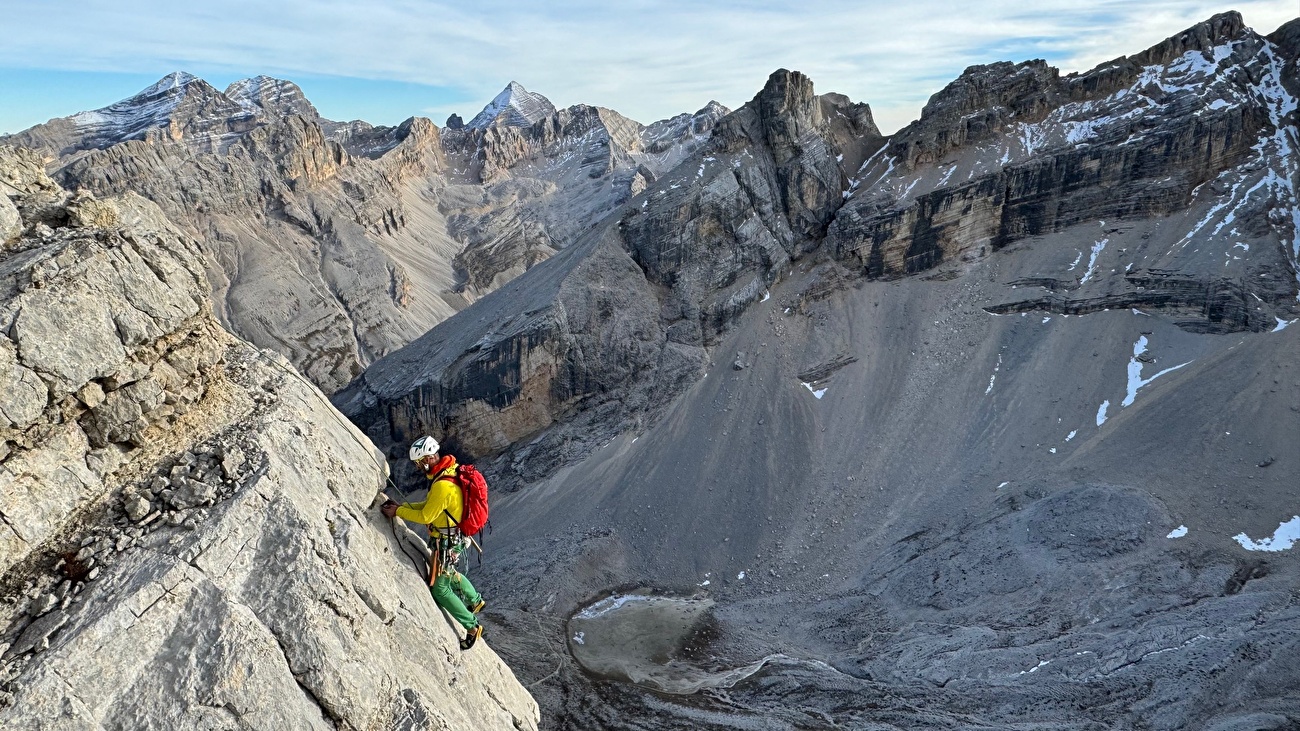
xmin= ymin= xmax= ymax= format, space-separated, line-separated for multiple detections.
xmin=382 ymin=489 xmax=433 ymax=584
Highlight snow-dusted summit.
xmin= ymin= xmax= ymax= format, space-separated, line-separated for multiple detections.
xmin=63 ymin=71 xmax=253 ymax=151
xmin=467 ymin=81 xmax=557 ymax=129
xmin=224 ymin=75 xmax=319 ymax=119
xmin=7 ymin=72 xmax=328 ymax=157
xmin=642 ymin=100 xmax=730 ymax=153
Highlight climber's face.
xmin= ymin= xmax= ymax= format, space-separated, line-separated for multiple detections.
xmin=418 ymin=454 xmax=439 ymax=473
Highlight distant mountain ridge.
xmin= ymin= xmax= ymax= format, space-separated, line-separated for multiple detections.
xmin=2 ymin=73 xmax=729 ymax=392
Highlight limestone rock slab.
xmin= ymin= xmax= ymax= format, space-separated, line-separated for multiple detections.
xmin=0 ymin=195 xmax=19 ymax=243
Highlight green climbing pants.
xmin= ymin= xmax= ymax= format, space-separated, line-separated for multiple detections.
xmin=431 ymin=570 xmax=481 ymax=630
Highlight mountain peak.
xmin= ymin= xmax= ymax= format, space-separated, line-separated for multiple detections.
xmin=137 ymin=71 xmax=202 ymax=97
xmin=109 ymin=71 xmax=217 ymax=110
xmin=467 ymin=81 xmax=556 ymax=130
xmin=54 ymin=71 xmax=252 ymax=152
xmin=1130 ymin=10 xmax=1248 ymax=68
xmin=225 ymin=76 xmax=319 ymax=119
xmin=71 ymin=71 xmax=222 ymax=131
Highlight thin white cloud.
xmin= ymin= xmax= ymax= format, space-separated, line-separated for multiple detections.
xmin=2 ymin=0 xmax=1294 ymax=132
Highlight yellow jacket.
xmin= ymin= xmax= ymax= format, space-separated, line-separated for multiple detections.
xmin=395 ymin=457 xmax=464 ymax=531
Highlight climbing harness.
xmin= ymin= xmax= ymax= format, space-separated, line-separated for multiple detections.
xmin=439 ymin=507 xmax=488 ymax=565
xmin=428 ymin=530 xmax=470 ymax=578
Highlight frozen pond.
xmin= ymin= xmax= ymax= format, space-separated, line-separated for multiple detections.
xmin=568 ymin=591 xmax=773 ymax=694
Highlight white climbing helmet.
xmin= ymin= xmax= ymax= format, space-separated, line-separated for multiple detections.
xmin=409 ymin=435 xmax=440 ymax=462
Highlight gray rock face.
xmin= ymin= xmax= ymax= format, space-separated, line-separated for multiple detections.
xmin=0 ymin=149 xmax=538 ymax=730
xmin=40 ymin=111 xmax=449 ymax=393
xmin=336 ymin=13 xmax=1300 ymax=729
xmin=887 ymin=11 xmax=1245 ymax=170
xmin=224 ymin=75 xmax=320 ymax=119
xmin=642 ymin=100 xmax=730 ymax=153
xmin=826 ymin=10 xmax=1295 ymax=336
xmin=435 ymin=98 xmax=733 ymax=304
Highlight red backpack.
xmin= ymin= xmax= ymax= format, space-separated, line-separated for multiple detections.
xmin=444 ymin=464 xmax=490 ymax=537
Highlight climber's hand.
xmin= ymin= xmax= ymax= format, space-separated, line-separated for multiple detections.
xmin=380 ymin=500 xmax=399 ymax=519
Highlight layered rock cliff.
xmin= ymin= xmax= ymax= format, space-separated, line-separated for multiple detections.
xmin=829 ymin=9 xmax=1296 ymax=336
xmin=0 ymin=146 xmax=537 ymax=730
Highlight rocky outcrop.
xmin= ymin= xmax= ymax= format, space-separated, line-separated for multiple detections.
xmin=0 ymin=147 xmax=218 ymax=574
xmin=0 ymin=147 xmax=538 ymax=729
xmin=49 ymin=113 xmax=428 ymax=392
xmin=985 ymin=268 xmax=1286 ymax=333
xmin=377 ymin=117 xmax=446 ymax=180
xmin=888 ymin=11 xmax=1249 ymax=171
xmin=224 ymin=75 xmax=321 ymax=119
xmin=0 ymin=195 xmax=19 ymax=243
xmin=642 ymin=101 xmax=730 ymax=153
xmin=615 ymin=72 xmax=876 ymax=345
xmin=456 ymin=99 xmax=731 ymax=188
xmin=826 ymin=11 xmax=1299 ymax=332
xmin=437 ymin=97 xmax=734 ymax=303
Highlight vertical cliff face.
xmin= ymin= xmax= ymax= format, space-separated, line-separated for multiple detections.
xmin=0 ymin=146 xmax=538 ymax=730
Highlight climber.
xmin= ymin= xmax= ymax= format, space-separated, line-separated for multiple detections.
xmin=381 ymin=435 xmax=486 ymax=649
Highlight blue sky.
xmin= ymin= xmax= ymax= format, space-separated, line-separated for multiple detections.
xmin=0 ymin=1 xmax=1294 ymax=135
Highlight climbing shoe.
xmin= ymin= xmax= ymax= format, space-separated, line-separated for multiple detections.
xmin=470 ymin=598 xmax=486 ymax=614
xmin=460 ymin=624 xmax=483 ymax=650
